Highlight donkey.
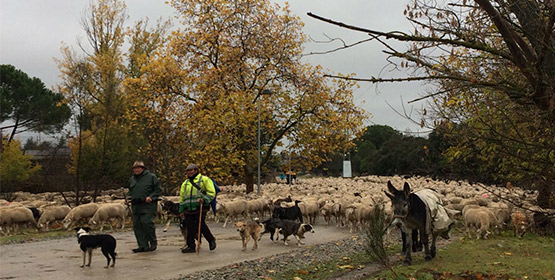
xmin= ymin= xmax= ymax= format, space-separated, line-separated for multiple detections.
xmin=385 ymin=181 xmax=438 ymax=265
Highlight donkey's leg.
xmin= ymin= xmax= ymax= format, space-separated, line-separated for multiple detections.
xmin=430 ymin=233 xmax=438 ymax=258
xmin=403 ymin=228 xmax=412 ymax=265
xmin=412 ymin=229 xmax=422 ymax=252
xmin=422 ymin=231 xmax=432 ymax=261
xmin=400 ymin=230 xmax=407 ymax=255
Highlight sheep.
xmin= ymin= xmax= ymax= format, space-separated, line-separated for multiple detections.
xmin=219 ymin=199 xmax=248 ymax=227
xmin=448 ymin=197 xmax=463 ymax=204
xmin=297 ymin=199 xmax=319 ymax=224
xmin=331 ymin=201 xmax=344 ymax=227
xmin=461 ymin=204 xmax=481 ymax=216
xmin=489 ymin=202 xmax=511 ymax=228
xmin=511 ymin=210 xmax=527 ymax=238
xmin=37 ymin=205 xmax=71 ymax=231
xmin=62 ymin=203 xmax=100 ymax=229
xmin=0 ymin=199 xmax=10 ymax=207
xmin=344 ymin=203 xmax=373 ymax=233
xmin=89 ymin=203 xmax=128 ymax=231
xmin=0 ymin=207 xmax=38 ymax=234
xmin=319 ymin=202 xmax=333 ymax=225
xmin=246 ymin=198 xmax=266 ymax=219
xmin=464 ymin=208 xmax=496 ymax=239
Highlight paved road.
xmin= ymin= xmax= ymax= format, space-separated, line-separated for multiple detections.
xmin=0 ymin=220 xmax=353 ymax=280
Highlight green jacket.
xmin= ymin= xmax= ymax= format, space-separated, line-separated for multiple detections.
xmin=179 ymin=173 xmax=215 ymax=212
xmin=127 ymin=170 xmax=161 ymax=214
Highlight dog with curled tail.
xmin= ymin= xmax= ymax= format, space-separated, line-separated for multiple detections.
xmin=234 ymin=220 xmax=264 ymax=251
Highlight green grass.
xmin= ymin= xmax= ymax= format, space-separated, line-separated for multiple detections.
xmin=0 ymin=227 xmax=75 ymax=244
xmin=373 ymin=231 xmax=555 ymax=280
xmin=267 ymin=231 xmax=554 ymax=280
xmin=0 ymin=221 xmax=134 ymax=245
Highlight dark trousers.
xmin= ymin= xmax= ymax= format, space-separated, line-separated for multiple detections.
xmin=183 ymin=208 xmax=214 ymax=249
xmin=132 ymin=211 xmax=157 ymax=249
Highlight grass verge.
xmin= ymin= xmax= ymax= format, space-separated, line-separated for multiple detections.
xmin=374 ymin=231 xmax=554 ymax=280
xmin=271 ymin=231 xmax=554 ymax=280
xmin=0 ymin=228 xmax=75 ymax=244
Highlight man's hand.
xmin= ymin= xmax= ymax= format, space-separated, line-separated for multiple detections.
xmin=179 ymin=213 xmax=184 ymax=219
xmin=198 ymin=198 xmax=204 ymax=204
xmin=145 ymin=197 xmax=152 ymax=203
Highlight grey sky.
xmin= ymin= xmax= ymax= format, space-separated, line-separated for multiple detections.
xmin=1 ymin=0 xmax=430 ymax=141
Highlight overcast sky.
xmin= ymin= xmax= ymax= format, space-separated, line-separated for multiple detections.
xmin=0 ymin=0 xmax=430 ymax=142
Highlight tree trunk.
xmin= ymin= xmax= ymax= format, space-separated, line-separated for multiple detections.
xmin=537 ymin=181 xmax=553 ymax=209
xmin=244 ymin=166 xmax=254 ymax=194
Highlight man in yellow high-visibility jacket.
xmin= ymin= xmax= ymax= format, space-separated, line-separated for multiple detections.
xmin=178 ymin=164 xmax=216 ymax=253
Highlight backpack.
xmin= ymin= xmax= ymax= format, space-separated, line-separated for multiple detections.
xmin=210 ymin=178 xmax=221 ymax=214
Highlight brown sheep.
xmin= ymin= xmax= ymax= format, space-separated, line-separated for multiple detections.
xmin=511 ymin=211 xmax=527 ymax=238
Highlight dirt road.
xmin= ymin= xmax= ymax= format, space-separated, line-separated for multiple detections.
xmin=0 ymin=220 xmax=353 ymax=280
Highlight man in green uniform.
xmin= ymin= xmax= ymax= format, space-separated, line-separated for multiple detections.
xmin=127 ymin=161 xmax=161 ymax=253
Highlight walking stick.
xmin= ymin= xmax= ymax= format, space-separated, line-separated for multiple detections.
xmin=196 ymin=200 xmax=203 ymax=255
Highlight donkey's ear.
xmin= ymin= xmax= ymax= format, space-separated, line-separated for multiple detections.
xmin=403 ymin=182 xmax=411 ymax=198
xmin=387 ymin=180 xmax=397 ymax=194
xmin=384 ymin=191 xmax=394 ymax=200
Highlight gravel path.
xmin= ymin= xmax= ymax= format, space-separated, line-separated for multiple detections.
xmin=178 ymin=235 xmax=367 ymax=280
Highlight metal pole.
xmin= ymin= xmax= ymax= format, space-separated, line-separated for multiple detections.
xmin=288 ymin=140 xmax=292 ymax=186
xmin=257 ymin=97 xmax=261 ymax=194
xmin=257 ymin=89 xmax=271 ymax=194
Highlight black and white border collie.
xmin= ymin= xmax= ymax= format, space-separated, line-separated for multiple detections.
xmin=75 ymin=227 xmax=117 ymax=268
xmin=279 ymin=220 xmax=314 ymax=246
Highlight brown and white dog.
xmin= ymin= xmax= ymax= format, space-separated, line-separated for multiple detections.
xmin=277 ymin=219 xmax=314 ymax=246
xmin=511 ymin=211 xmax=528 ymax=239
xmin=234 ymin=220 xmax=264 ymax=251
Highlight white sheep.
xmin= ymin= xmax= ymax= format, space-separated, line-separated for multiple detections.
xmin=464 ymin=207 xmax=497 ymax=239
xmin=246 ymin=198 xmax=265 ymax=218
xmin=297 ymin=199 xmax=320 ymax=224
xmin=0 ymin=207 xmax=38 ymax=234
xmin=319 ymin=202 xmax=333 ymax=225
xmin=344 ymin=203 xmax=373 ymax=233
xmin=62 ymin=203 xmax=100 ymax=229
xmin=331 ymin=202 xmax=344 ymax=227
xmin=88 ymin=203 xmax=128 ymax=231
xmin=219 ymin=199 xmax=248 ymax=227
xmin=37 ymin=205 xmax=71 ymax=231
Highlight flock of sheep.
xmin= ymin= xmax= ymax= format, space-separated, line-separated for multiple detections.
xmin=0 ymin=175 xmax=552 ymax=240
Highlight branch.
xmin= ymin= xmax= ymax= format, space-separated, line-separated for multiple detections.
xmin=306 ymin=12 xmax=513 ymax=61
xmin=324 ymin=74 xmax=438 ymax=83
xmin=473 ymin=0 xmax=536 ymax=82
xmin=303 ymin=36 xmax=373 ymax=56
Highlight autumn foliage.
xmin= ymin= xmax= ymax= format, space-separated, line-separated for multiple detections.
xmin=58 ymin=0 xmax=366 ymax=193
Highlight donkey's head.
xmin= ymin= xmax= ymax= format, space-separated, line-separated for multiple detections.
xmin=384 ymin=180 xmax=412 ymax=218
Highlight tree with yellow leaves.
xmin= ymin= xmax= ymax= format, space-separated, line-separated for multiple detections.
xmin=57 ymin=0 xmax=138 ymax=202
xmin=0 ymin=139 xmax=41 ymax=200
xmin=126 ymin=0 xmax=367 ymax=193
